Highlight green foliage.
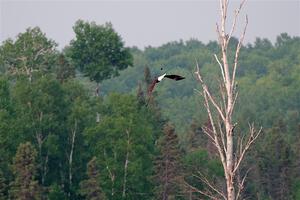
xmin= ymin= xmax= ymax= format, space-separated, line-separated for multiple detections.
xmin=10 ymin=76 xmax=94 ymax=197
xmin=84 ymin=93 xmax=160 ymax=199
xmin=101 ymin=35 xmax=300 ymax=136
xmin=10 ymin=142 xmax=41 ymax=200
xmin=0 ymin=76 xmax=16 ymax=174
xmin=0 ymin=27 xmax=58 ymax=78
xmin=68 ymin=20 xmax=133 ymax=83
xmin=292 ymin=179 xmax=300 ymax=200
xmin=12 ymin=75 xmax=67 ymax=149
xmin=183 ymin=149 xmax=223 ymax=199
xmin=154 ymin=123 xmax=183 ymax=200
xmin=0 ymin=170 xmax=7 ymax=200
xmin=244 ymin=120 xmax=294 ymax=199
xmin=98 ymin=34 xmax=300 ymax=198
xmin=144 ymin=66 xmax=152 ymax=86
xmin=48 ymin=183 xmax=67 ymax=200
xmin=0 ymin=76 xmax=11 ymax=109
xmin=55 ymin=54 xmax=75 ymax=83
xmin=0 ymin=26 xmax=300 ymax=199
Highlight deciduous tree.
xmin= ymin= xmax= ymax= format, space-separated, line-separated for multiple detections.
xmin=0 ymin=27 xmax=57 ymax=81
xmin=85 ymin=93 xmax=160 ymax=199
xmin=68 ymin=20 xmax=133 ymax=86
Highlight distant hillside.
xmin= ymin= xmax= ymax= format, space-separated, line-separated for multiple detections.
xmin=100 ymin=33 xmax=300 ymax=136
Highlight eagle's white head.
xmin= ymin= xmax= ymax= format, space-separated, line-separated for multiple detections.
xmin=157 ymin=73 xmax=166 ymax=82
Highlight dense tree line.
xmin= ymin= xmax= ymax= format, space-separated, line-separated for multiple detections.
xmin=101 ymin=32 xmax=300 ymax=199
xmin=0 ymin=20 xmax=300 ymax=199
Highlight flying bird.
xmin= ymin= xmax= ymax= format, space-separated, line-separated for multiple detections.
xmin=147 ymin=72 xmax=185 ymax=96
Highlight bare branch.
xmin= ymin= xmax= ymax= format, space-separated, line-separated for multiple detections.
xmin=214 ymin=54 xmax=225 ymax=82
xmin=233 ymin=125 xmax=262 ymax=173
xmin=204 ymin=87 xmax=226 ymax=121
xmin=230 ymin=91 xmax=239 ymax=116
xmin=194 ymin=1 xmax=259 ymax=199
xmin=195 ymin=62 xmax=226 ymax=121
xmin=219 ymin=0 xmax=226 ymax=38
xmin=219 ymin=82 xmax=227 ymax=112
xmin=195 ymin=61 xmax=228 ymax=174
xmin=236 ymin=168 xmax=251 ymax=200
xmin=203 ymin=92 xmax=227 ymax=171
xmin=202 ymin=125 xmax=217 ymax=144
xmin=216 ymin=23 xmax=223 ymax=47
xmin=193 ymin=88 xmax=203 ymax=97
xmin=184 ymin=181 xmax=219 ymax=200
xmin=232 ymin=15 xmax=248 ymax=90
xmin=34 ymin=48 xmax=51 ymax=61
xmin=227 ymin=0 xmax=247 ymax=44
xmin=193 ymin=172 xmax=226 ymax=200
xmin=217 ymin=118 xmax=227 ymax=154
xmin=238 ymin=130 xmax=245 ymax=159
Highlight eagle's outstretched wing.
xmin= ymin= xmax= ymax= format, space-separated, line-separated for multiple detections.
xmin=164 ymin=74 xmax=185 ymax=81
xmin=147 ymin=74 xmax=185 ymax=96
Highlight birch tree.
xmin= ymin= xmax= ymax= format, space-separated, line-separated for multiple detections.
xmin=0 ymin=27 xmax=57 ymax=82
xmin=193 ymin=0 xmax=262 ymax=199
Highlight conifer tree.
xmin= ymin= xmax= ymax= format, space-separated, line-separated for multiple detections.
xmin=55 ymin=54 xmax=75 ymax=83
xmin=185 ymin=120 xmax=204 ymax=152
xmin=48 ymin=183 xmax=67 ymax=200
xmin=154 ymin=123 xmax=183 ymax=200
xmin=9 ymin=142 xmax=41 ymax=200
xmin=80 ymin=157 xmax=105 ymax=200
xmin=144 ymin=66 xmax=152 ymax=86
xmin=0 ymin=170 xmax=7 ymax=200
xmin=136 ymin=82 xmax=146 ymax=106
xmin=255 ymin=122 xmax=292 ymax=199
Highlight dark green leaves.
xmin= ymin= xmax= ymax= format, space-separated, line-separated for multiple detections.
xmin=68 ymin=20 xmax=133 ymax=83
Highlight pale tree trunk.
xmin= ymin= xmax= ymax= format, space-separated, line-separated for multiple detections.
xmin=68 ymin=119 xmax=77 ymax=196
xmin=189 ymin=0 xmax=262 ymax=199
xmin=104 ymin=150 xmax=116 ymax=197
xmin=122 ymin=129 xmax=130 ymax=198
xmin=35 ymin=111 xmax=49 ymax=186
xmin=95 ymin=83 xmax=100 ymax=123
xmin=59 ymin=162 xmax=65 ymax=190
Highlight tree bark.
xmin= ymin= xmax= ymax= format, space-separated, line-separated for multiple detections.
xmin=122 ymin=129 xmax=130 ymax=198
xmin=69 ymin=119 xmax=77 ymax=195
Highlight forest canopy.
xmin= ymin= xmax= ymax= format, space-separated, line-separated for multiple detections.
xmin=0 ymin=21 xmax=300 ymax=199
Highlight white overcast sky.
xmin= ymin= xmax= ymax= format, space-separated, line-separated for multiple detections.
xmin=0 ymin=0 xmax=299 ymax=49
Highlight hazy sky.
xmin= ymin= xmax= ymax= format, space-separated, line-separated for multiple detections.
xmin=1 ymin=0 xmax=299 ymax=49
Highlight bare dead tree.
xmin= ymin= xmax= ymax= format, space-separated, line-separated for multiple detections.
xmin=192 ymin=0 xmax=262 ymax=199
